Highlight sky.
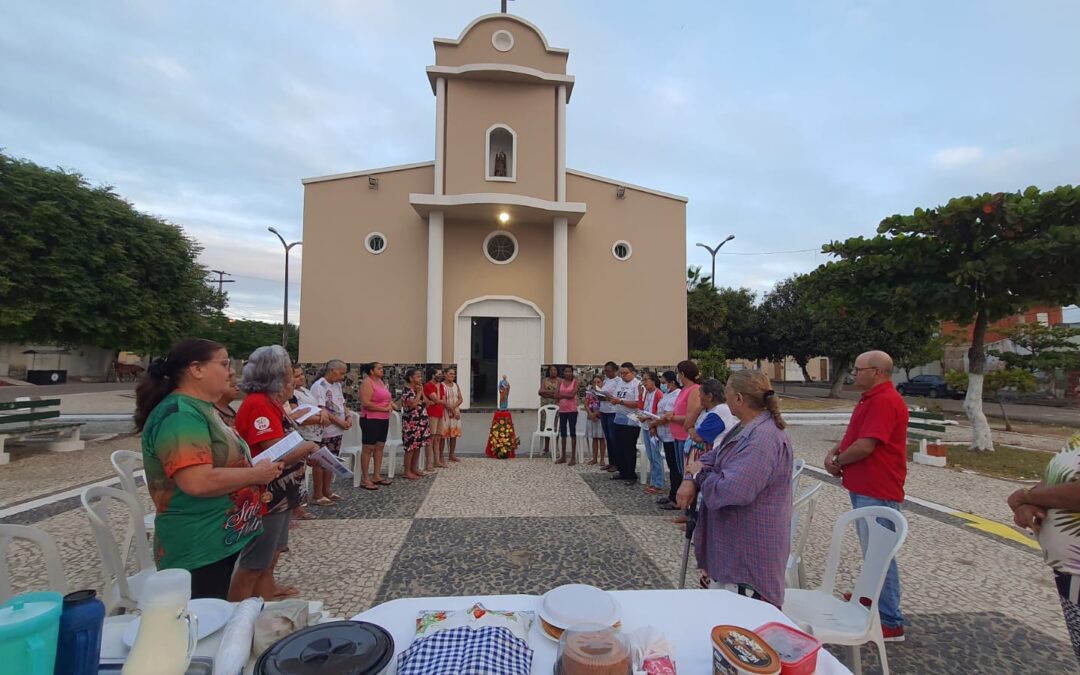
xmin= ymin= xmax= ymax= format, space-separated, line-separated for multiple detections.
xmin=3 ymin=0 xmax=1080 ymax=324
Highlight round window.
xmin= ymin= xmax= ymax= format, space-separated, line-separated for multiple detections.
xmin=484 ymin=231 xmax=518 ymax=265
xmin=365 ymin=232 xmax=387 ymax=254
xmin=491 ymin=29 xmax=514 ymax=52
xmin=612 ymin=240 xmax=632 ymax=261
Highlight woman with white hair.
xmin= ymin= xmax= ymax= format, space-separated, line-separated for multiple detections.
xmin=232 ymin=345 xmax=318 ymax=601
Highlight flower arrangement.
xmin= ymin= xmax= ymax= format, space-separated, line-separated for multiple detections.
xmin=488 ymin=417 xmax=519 ymax=459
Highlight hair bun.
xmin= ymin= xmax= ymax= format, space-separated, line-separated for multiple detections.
xmin=763 ymin=389 xmax=776 ymax=399
xmin=147 ymin=358 xmax=169 ymax=379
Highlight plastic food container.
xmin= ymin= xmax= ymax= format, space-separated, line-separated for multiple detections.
xmin=555 ymin=623 xmax=632 ymax=675
xmin=0 ymin=591 xmax=62 ymax=675
xmin=254 ymin=620 xmax=394 ymax=675
xmin=711 ymin=625 xmax=780 ymax=675
xmin=754 ymin=622 xmax=821 ymax=675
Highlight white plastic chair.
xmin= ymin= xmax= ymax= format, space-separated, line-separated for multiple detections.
xmin=81 ymin=486 xmax=157 ymax=615
xmin=786 ymin=482 xmax=823 ymax=589
xmin=110 ymin=450 xmax=156 ymax=535
xmin=530 ymin=405 xmax=559 ymax=459
xmin=791 ymin=458 xmax=806 ymax=497
xmin=0 ymin=524 xmax=69 ymax=602
xmin=383 ymin=411 xmax=403 ymax=478
xmin=339 ymin=411 xmax=363 ymax=486
xmin=635 ymin=436 xmax=648 ymax=484
xmin=782 ymin=506 xmax=909 ymax=675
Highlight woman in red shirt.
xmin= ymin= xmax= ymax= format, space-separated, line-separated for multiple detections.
xmin=423 ymin=368 xmax=448 ymax=468
xmin=232 ymin=345 xmax=318 ymax=601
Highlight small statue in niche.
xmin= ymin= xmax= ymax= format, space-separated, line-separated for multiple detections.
xmin=494 ymin=149 xmax=508 ymax=177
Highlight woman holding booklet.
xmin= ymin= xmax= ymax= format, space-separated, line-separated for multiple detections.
xmin=135 ymin=338 xmax=283 ymax=601
xmin=233 ymin=345 xmax=319 ymax=601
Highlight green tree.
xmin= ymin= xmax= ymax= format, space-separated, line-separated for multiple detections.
xmin=758 ymin=275 xmax=820 ymax=383
xmin=690 ymin=347 xmax=731 ymax=382
xmin=0 ymin=153 xmax=214 ymax=358
xmin=803 ymin=261 xmax=936 ymax=397
xmin=991 ymin=324 xmax=1080 ymax=392
xmin=826 ymin=187 xmax=1080 ymax=449
xmin=192 ymin=316 xmax=299 ymax=362
xmin=895 ymin=331 xmax=956 ymax=379
xmin=685 ymin=267 xmax=761 ymax=358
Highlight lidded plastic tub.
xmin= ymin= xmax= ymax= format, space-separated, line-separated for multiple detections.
xmin=754 ymin=622 xmax=821 ymax=675
xmin=711 ymin=625 xmax=780 ymax=675
xmin=0 ymin=591 xmax=63 ymax=675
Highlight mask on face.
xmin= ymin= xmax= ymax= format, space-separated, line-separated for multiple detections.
xmin=660 ymin=383 xmax=669 ymax=394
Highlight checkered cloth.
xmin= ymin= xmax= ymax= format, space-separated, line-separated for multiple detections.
xmin=396 ymin=625 xmax=533 ymax=675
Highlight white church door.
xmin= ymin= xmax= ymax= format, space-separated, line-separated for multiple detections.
xmin=454 ymin=296 xmax=544 ymax=409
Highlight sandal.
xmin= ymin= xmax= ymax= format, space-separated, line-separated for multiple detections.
xmin=294 ymin=511 xmax=317 ymax=520
xmin=314 ymin=497 xmax=334 ymax=506
xmin=403 ymin=473 xmax=421 ymax=480
xmin=375 ymin=479 xmax=392 ymax=486
xmin=328 ymin=493 xmax=343 ymax=501
xmin=360 ymin=483 xmax=378 ymax=491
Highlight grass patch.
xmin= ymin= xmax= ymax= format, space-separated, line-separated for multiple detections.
xmin=908 ymin=443 xmax=1052 ymax=481
xmin=777 ymin=397 xmax=851 ymax=412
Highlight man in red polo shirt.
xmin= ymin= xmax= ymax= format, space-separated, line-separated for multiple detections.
xmin=824 ymin=350 xmax=908 ymax=642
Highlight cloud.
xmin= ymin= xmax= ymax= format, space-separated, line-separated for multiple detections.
xmin=932 ymin=146 xmax=984 ymax=169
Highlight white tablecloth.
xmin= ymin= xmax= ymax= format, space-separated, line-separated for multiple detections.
xmin=351 ymin=589 xmax=851 ymax=674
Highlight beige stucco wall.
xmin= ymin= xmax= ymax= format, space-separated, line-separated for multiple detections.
xmin=435 ymin=16 xmax=568 ymax=74
xmin=444 ymin=79 xmax=556 ymax=200
xmin=565 ymin=173 xmax=687 ymax=365
xmin=299 ymin=165 xmax=434 ymax=364
xmin=441 ymin=221 xmax=553 ymax=364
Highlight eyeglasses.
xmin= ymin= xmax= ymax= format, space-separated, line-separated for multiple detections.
xmin=850 ymin=366 xmax=878 ymax=375
xmin=205 ymin=358 xmax=231 ymax=368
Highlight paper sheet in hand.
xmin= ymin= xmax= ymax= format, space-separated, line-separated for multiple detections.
xmin=631 ymin=409 xmax=661 ymax=421
xmin=313 ymin=446 xmax=354 ymax=479
xmin=292 ymin=404 xmax=320 ymax=424
xmin=252 ymin=431 xmax=305 ymax=464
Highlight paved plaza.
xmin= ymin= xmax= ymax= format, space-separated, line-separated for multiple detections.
xmin=1 ymin=417 xmax=1075 ymax=674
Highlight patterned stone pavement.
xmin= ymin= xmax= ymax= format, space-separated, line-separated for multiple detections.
xmin=2 ymin=424 xmax=1077 ymax=674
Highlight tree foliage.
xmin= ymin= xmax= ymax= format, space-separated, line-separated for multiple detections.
xmin=685 ymin=268 xmax=761 ymax=359
xmin=192 ymin=316 xmax=299 ymax=362
xmin=990 ymin=323 xmax=1080 ymax=374
xmin=825 ymin=187 xmax=1080 ymax=448
xmin=690 ymin=347 xmax=731 ymax=383
xmin=801 ymin=261 xmax=936 ymax=397
xmin=0 ymin=152 xmax=215 ymax=354
xmin=758 ymin=275 xmax=820 ymax=382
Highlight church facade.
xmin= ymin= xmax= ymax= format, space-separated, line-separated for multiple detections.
xmin=299 ymin=13 xmax=687 ymax=408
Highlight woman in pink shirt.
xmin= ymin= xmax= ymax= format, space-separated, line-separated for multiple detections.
xmin=358 ymin=362 xmax=394 ymax=490
xmin=555 ymin=365 xmax=579 ymax=465
xmin=660 ymin=360 xmax=702 ymax=519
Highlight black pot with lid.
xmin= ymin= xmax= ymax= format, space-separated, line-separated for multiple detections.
xmin=254 ymin=620 xmax=394 ymax=675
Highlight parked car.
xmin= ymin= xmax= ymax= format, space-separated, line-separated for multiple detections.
xmin=895 ymin=374 xmax=963 ymax=399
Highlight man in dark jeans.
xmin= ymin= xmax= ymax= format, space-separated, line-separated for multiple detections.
xmin=597 ymin=361 xmax=619 ymax=472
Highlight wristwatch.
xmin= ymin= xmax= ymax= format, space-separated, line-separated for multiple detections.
xmin=683 ymin=471 xmax=697 ymax=481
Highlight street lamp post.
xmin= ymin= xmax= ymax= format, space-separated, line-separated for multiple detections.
xmin=696 ymin=234 xmax=735 ymax=288
xmin=268 ymin=227 xmax=302 ymax=348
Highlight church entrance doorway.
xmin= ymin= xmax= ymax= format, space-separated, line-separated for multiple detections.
xmin=454 ymin=296 xmax=544 ymax=410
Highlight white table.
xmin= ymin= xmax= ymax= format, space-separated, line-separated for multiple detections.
xmin=352 ymin=589 xmax=851 ymax=674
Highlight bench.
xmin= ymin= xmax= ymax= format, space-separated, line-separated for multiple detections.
xmin=0 ymin=398 xmax=85 ymax=465
xmin=909 ymin=409 xmax=947 ymax=467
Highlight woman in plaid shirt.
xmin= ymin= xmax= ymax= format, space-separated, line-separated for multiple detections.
xmin=676 ymin=369 xmax=793 ymax=608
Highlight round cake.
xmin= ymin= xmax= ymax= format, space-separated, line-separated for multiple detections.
xmin=557 ymin=628 xmax=631 ymax=675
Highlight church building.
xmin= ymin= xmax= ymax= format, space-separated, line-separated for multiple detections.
xmin=299 ymin=12 xmax=687 ymax=408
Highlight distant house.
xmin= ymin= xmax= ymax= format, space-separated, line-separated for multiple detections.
xmin=941 ymin=306 xmax=1064 ymax=372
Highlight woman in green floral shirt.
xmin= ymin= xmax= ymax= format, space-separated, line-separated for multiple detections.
xmin=135 ymin=338 xmax=283 ymax=600
xmin=1008 ymin=430 xmax=1080 ymax=664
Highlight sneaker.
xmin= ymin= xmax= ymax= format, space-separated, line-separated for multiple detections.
xmin=882 ymin=625 xmax=905 ymax=642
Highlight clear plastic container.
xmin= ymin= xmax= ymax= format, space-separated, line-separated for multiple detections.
xmin=754 ymin=622 xmax=821 ymax=675
xmin=555 ymin=623 xmax=632 ymax=675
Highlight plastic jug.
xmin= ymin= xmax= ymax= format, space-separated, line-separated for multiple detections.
xmin=0 ymin=591 xmax=62 ymax=675
xmin=122 ymin=569 xmax=198 ymax=675
xmin=54 ymin=589 xmax=106 ymax=675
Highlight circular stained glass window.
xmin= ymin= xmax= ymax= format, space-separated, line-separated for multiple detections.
xmin=484 ymin=231 xmax=518 ymax=264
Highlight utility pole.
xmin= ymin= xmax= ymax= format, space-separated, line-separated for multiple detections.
xmin=208 ymin=270 xmax=235 ymax=296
